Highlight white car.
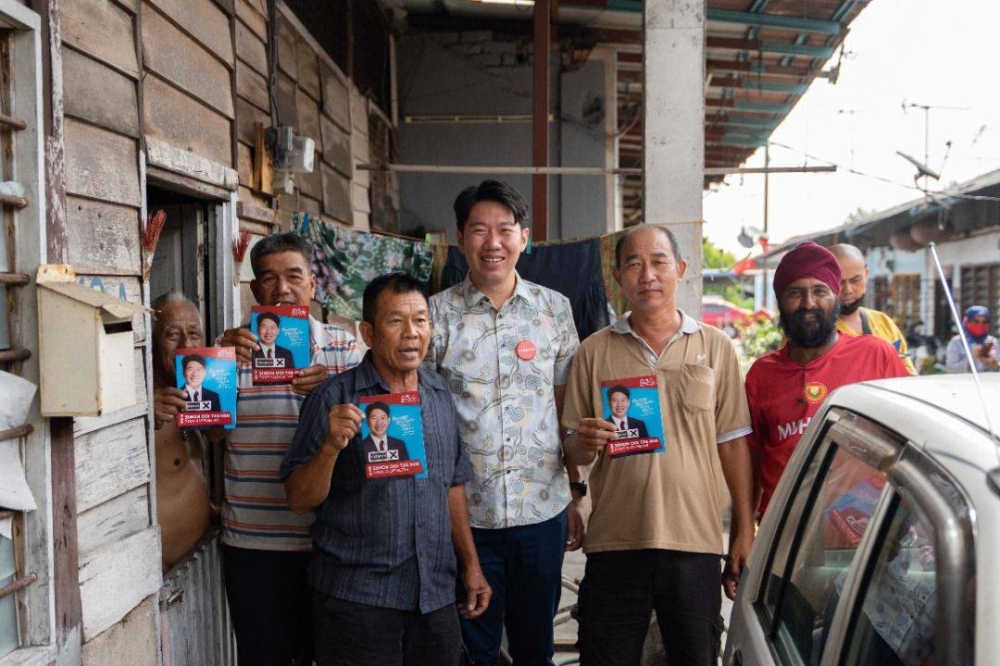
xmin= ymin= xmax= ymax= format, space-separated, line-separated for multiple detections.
xmin=724 ymin=374 xmax=1000 ymax=666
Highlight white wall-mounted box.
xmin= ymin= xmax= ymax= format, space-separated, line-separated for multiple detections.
xmin=36 ymin=265 xmax=146 ymax=416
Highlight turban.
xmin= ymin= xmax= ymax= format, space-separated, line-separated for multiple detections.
xmin=773 ymin=242 xmax=841 ymax=300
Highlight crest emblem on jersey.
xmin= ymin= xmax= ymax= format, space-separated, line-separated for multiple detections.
xmin=803 ymin=382 xmax=828 ymax=404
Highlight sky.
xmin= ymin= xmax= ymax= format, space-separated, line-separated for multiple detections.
xmin=702 ymin=0 xmax=1000 ymax=257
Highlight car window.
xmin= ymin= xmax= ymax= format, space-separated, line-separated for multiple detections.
xmin=842 ymin=498 xmax=936 ymax=666
xmin=761 ymin=442 xmax=890 ymax=666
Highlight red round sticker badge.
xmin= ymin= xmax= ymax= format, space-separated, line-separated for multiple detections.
xmin=516 ymin=340 xmax=537 ymax=360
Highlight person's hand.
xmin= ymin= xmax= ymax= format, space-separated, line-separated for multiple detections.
xmin=292 ymin=364 xmax=328 ymax=396
xmin=458 ymin=566 xmax=491 ymax=619
xmin=221 ymin=327 xmax=258 ymax=366
xmin=153 ymin=387 xmax=187 ymax=430
xmin=575 ymin=417 xmax=618 ymax=452
xmin=566 ymin=495 xmax=586 ymax=551
xmin=722 ymin=531 xmax=753 ymax=600
xmin=323 ymin=404 xmax=363 ymax=452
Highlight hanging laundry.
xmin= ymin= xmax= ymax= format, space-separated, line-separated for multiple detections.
xmin=307 ymin=222 xmax=434 ymax=320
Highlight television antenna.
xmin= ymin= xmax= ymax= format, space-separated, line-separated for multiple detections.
xmin=900 ymin=100 xmax=967 ymax=188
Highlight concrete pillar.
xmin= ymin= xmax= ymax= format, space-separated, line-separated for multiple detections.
xmin=643 ymin=0 xmax=705 ymax=316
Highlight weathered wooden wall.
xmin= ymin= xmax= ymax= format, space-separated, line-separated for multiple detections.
xmin=54 ymin=0 xmax=392 ymax=658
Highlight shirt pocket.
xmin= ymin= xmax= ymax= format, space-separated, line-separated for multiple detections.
xmin=680 ymin=363 xmax=715 ymax=412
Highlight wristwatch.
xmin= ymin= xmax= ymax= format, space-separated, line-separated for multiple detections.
xmin=569 ymin=481 xmax=588 ymax=497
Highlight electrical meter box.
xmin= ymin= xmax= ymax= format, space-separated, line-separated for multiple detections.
xmin=36 ymin=265 xmax=147 ymax=416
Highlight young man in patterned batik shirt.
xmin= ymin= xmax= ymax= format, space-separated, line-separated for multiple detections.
xmin=425 ymin=180 xmax=584 ymax=666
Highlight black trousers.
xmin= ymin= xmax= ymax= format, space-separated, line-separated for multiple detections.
xmin=313 ymin=592 xmax=463 ymax=666
xmin=223 ymin=545 xmax=313 ymax=666
xmin=576 ymin=549 xmax=723 ymax=666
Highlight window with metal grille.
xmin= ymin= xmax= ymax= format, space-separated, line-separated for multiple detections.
xmin=891 ymin=273 xmax=922 ymax=330
xmin=960 ymin=263 xmax=1000 ymax=316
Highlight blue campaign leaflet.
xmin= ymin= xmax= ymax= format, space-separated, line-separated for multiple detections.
xmin=600 ymin=375 xmax=665 ymax=458
xmin=175 ymin=346 xmax=237 ymax=429
xmin=250 ymin=305 xmax=311 ymax=384
xmin=357 ymin=391 xmax=427 ymax=480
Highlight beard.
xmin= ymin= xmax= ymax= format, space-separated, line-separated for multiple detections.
xmin=780 ymin=301 xmax=841 ymax=348
xmin=839 ymin=293 xmax=865 ymax=316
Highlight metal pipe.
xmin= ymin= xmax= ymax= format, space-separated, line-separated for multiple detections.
xmin=355 ymin=163 xmax=836 ymax=176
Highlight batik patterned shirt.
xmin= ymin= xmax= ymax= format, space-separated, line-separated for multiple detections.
xmin=426 ymin=274 xmax=580 ymax=529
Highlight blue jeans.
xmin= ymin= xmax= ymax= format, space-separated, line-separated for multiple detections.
xmin=459 ymin=509 xmax=568 ymax=666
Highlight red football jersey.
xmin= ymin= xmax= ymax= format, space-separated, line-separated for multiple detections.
xmin=746 ymin=334 xmax=910 ymax=516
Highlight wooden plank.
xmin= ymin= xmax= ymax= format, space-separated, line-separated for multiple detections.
xmin=296 ymin=38 xmax=320 ymax=101
xmin=238 ymin=185 xmax=273 ymax=213
xmin=146 ymin=0 xmax=234 ymax=65
xmin=74 ymin=348 xmax=148 ymax=436
xmin=235 ymin=60 xmax=269 ymax=112
xmin=142 ymin=6 xmax=234 ymax=119
xmin=64 ymin=118 xmax=141 ymax=206
xmin=276 ymin=13 xmax=298 ymax=80
xmin=351 ymin=181 xmax=371 ymax=215
xmin=237 ymin=200 xmax=276 ymax=225
xmin=236 ymin=96 xmax=269 ymax=146
xmin=321 ymin=162 xmax=352 ymax=223
xmin=77 ymin=485 xmax=151 ymax=558
xmin=82 ymin=596 xmax=157 ymax=666
xmin=66 ymin=197 xmax=141 ymax=276
xmin=79 ymin=528 xmax=161 ymax=641
xmin=75 ymin=417 xmax=151 ymax=513
xmin=296 ymin=87 xmax=321 ymax=147
xmin=143 ymin=74 xmax=233 ymax=166
xmin=298 ymin=193 xmax=321 ymax=219
xmin=62 ymin=47 xmax=139 ymax=137
xmin=320 ymin=61 xmax=350 ymax=131
xmin=61 ymin=0 xmax=139 ymax=78
xmin=237 ymin=141 xmax=253 ymax=187
xmin=253 ymin=122 xmax=273 ymax=194
xmin=351 ymin=129 xmax=370 ymax=188
xmin=235 ymin=17 xmax=267 ymax=77
xmin=296 ymin=156 xmax=321 ymax=200
xmin=145 ymin=136 xmax=239 ymax=191
xmin=320 ymin=113 xmax=351 ymax=178
xmin=275 ymin=74 xmax=297 ymax=129
xmin=236 ymin=0 xmax=267 ymax=41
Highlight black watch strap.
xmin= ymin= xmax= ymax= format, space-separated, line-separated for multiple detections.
xmin=569 ymin=481 xmax=587 ymax=497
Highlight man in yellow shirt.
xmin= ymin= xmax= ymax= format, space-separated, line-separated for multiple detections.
xmin=830 ymin=243 xmax=916 ymax=374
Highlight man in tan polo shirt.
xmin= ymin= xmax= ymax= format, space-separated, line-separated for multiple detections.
xmin=562 ymin=224 xmax=754 ymax=666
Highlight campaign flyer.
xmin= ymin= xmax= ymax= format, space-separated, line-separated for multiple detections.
xmin=824 ymin=474 xmax=886 ymax=548
xmin=250 ymin=305 xmax=311 ymax=384
xmin=175 ymin=347 xmax=237 ymax=429
xmin=357 ymin=392 xmax=427 ymax=480
xmin=600 ymin=375 xmax=665 ymax=458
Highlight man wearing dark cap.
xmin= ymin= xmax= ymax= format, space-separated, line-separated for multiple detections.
xmin=945 ymin=305 xmax=999 ymax=373
xmin=745 ymin=242 xmax=910 ymax=517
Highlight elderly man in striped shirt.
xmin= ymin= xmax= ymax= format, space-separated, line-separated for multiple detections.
xmin=219 ymin=232 xmax=360 ymax=666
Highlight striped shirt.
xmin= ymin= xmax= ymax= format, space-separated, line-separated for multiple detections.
xmin=222 ymin=317 xmax=360 ymax=551
xmin=281 ymin=353 xmax=473 ymax=612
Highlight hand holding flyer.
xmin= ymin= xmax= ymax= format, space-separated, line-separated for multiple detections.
xmin=175 ymin=347 xmax=237 ymax=429
xmin=250 ymin=305 xmax=311 ymax=384
xmin=357 ymin=392 xmax=428 ymax=479
xmin=600 ymin=376 xmax=666 ymax=458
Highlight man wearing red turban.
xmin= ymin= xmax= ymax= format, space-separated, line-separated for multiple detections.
xmin=744 ymin=242 xmax=910 ymax=517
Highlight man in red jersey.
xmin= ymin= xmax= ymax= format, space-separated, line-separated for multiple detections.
xmin=746 ymin=242 xmax=910 ymax=517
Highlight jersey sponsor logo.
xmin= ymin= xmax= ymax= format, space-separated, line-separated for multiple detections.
xmin=803 ymin=382 xmax=828 ymax=404
xmin=777 ymin=417 xmax=812 ymax=441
